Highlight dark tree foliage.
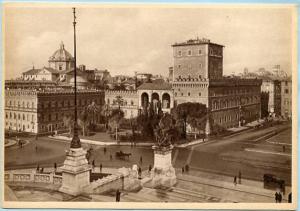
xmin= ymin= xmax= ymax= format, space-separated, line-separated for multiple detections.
xmin=171 ymin=102 xmax=207 ymax=138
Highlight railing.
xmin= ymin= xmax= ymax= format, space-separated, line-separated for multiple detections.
xmin=5 ymin=171 xmax=62 ymax=185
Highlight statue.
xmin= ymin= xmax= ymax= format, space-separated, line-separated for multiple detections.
xmin=154 ymin=113 xmax=174 ymax=148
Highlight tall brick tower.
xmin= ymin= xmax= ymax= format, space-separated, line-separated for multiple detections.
xmin=172 ymin=38 xmax=224 ymax=81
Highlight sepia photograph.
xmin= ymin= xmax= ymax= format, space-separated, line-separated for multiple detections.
xmin=2 ymin=3 xmax=297 ymax=209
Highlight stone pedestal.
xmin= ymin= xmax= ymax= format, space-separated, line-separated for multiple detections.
xmin=59 ymin=147 xmax=91 ymax=196
xmin=144 ymin=145 xmax=176 ymax=188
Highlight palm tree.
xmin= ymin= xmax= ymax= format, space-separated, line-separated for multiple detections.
xmin=101 ymin=103 xmax=111 ymax=130
xmin=86 ymin=101 xmax=100 ymax=128
xmin=115 ymin=95 xmax=124 ymax=110
xmin=62 ymin=114 xmax=73 ymax=137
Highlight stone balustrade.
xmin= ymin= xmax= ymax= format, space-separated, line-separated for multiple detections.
xmin=5 ymin=171 xmax=62 ymax=185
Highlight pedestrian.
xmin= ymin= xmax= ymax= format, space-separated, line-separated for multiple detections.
xmin=36 ymin=164 xmax=40 ymax=172
xmin=92 ymin=160 xmax=95 ymax=169
xmin=185 ymin=164 xmax=189 ymax=173
xmin=278 ymin=192 xmax=282 ymax=203
xmin=140 ymin=156 xmax=143 ymax=164
xmin=182 ymin=167 xmax=185 ymax=174
xmin=110 ymin=154 xmax=113 ymax=161
xmin=234 ymin=176 xmax=237 ymax=186
xmin=100 ymin=163 xmax=102 ymax=173
xmin=41 ymin=167 xmax=44 ymax=173
xmin=54 ymin=162 xmax=57 ymax=172
xmin=116 ymin=189 xmax=120 ymax=202
xmin=288 ymin=193 xmax=292 ymax=203
xmin=238 ymin=171 xmax=242 ymax=184
xmin=104 ymin=147 xmax=107 ymax=154
xmin=138 ymin=167 xmax=142 ymax=179
xmin=148 ymin=164 xmax=152 ymax=173
xmin=275 ymin=192 xmax=279 ymax=203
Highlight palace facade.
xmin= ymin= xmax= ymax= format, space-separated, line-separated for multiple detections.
xmin=5 ymin=89 xmax=104 ymax=134
xmin=170 ymin=38 xmax=262 ymax=128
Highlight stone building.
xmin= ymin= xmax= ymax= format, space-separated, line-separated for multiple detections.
xmin=281 ymin=79 xmax=292 ymax=119
xmin=104 ymin=90 xmax=139 ymax=119
xmin=171 ymin=38 xmax=262 ymax=128
xmin=104 ymin=79 xmax=174 ymax=119
xmin=5 ymin=89 xmax=104 ymax=134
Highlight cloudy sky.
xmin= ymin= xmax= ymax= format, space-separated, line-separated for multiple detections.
xmin=4 ymin=4 xmax=295 ymax=79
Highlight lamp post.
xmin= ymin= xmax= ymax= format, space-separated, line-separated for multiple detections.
xmin=70 ymin=7 xmax=81 ymax=149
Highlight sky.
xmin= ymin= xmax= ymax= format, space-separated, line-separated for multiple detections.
xmin=4 ymin=4 xmax=295 ymax=79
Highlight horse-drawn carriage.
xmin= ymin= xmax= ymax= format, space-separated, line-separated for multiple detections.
xmin=115 ymin=151 xmax=131 ymax=160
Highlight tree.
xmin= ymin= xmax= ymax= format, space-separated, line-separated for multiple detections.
xmin=108 ymin=109 xmax=124 ymax=140
xmin=115 ymin=95 xmax=124 ymax=110
xmin=79 ymin=108 xmax=89 ymax=136
xmin=101 ymin=103 xmax=111 ymax=130
xmin=62 ymin=114 xmax=73 ymax=137
xmin=86 ymin=101 xmax=100 ymax=129
xmin=171 ymin=102 xmax=207 ymax=139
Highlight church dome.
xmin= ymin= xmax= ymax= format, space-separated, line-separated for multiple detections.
xmin=49 ymin=42 xmax=74 ymax=62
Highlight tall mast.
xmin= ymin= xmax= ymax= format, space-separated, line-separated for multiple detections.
xmin=70 ymin=7 xmax=81 ymax=148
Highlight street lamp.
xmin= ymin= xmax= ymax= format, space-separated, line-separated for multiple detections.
xmin=70 ymin=8 xmax=81 ymax=149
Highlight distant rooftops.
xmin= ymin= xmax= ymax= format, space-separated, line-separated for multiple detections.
xmin=172 ymin=38 xmax=224 ymax=47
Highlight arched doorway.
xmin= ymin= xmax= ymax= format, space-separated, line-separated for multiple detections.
xmin=162 ymin=93 xmax=171 ymax=108
xmin=151 ymin=93 xmax=160 ymax=111
xmin=141 ymin=92 xmax=149 ymax=108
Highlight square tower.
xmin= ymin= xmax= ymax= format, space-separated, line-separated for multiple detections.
xmin=172 ymin=38 xmax=224 ymax=81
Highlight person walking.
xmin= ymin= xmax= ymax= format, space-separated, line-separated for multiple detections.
xmin=116 ymin=189 xmax=120 ymax=202
xmin=36 ymin=164 xmax=40 ymax=172
xmin=148 ymin=164 xmax=152 ymax=173
xmin=138 ymin=167 xmax=142 ymax=179
xmin=140 ymin=156 xmax=143 ymax=164
xmin=182 ymin=167 xmax=185 ymax=174
xmin=275 ymin=192 xmax=279 ymax=203
xmin=54 ymin=162 xmax=57 ymax=172
xmin=100 ymin=163 xmax=103 ymax=173
xmin=238 ymin=171 xmax=242 ymax=184
xmin=278 ymin=192 xmax=282 ymax=203
xmin=92 ymin=160 xmax=95 ymax=169
xmin=185 ymin=164 xmax=189 ymax=173
xmin=234 ymin=176 xmax=237 ymax=186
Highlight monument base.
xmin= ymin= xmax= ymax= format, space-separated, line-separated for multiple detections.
xmin=144 ymin=145 xmax=177 ymax=188
xmin=59 ymin=147 xmax=91 ymax=196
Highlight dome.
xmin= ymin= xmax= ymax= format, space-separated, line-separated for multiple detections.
xmin=49 ymin=42 xmax=74 ymax=62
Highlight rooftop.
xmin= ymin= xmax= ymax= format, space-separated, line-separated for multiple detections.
xmin=172 ymin=38 xmax=224 ymax=47
xmin=137 ymin=79 xmax=172 ymax=90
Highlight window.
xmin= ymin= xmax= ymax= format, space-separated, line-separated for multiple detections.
xmin=178 ymin=64 xmax=181 ymax=68
xmin=175 ymin=92 xmax=177 ymax=97
xmin=285 ymin=89 xmax=289 ymax=94
xmin=59 ymin=65 xmax=62 ymax=70
xmin=181 ymin=93 xmax=184 ymax=96
xmin=199 ymin=63 xmax=203 ymax=68
xmin=131 ymin=100 xmax=134 ymax=106
xmin=178 ymin=51 xmax=182 ymax=56
xmin=188 ymin=92 xmax=190 ymax=96
xmin=199 ymin=92 xmax=201 ymax=96
xmin=27 ymin=102 xmax=29 ymax=108
xmin=199 ymin=50 xmax=202 ymax=54
xmin=188 ymin=50 xmax=192 ymax=56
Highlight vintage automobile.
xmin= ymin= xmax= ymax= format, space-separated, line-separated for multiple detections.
xmin=115 ymin=151 xmax=132 ymax=160
xmin=263 ymin=174 xmax=285 ymax=193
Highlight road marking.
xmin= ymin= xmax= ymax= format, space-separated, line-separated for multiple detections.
xmin=244 ymin=148 xmax=291 ymax=157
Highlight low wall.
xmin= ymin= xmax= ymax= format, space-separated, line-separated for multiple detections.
xmin=5 ymin=171 xmax=62 ymax=185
